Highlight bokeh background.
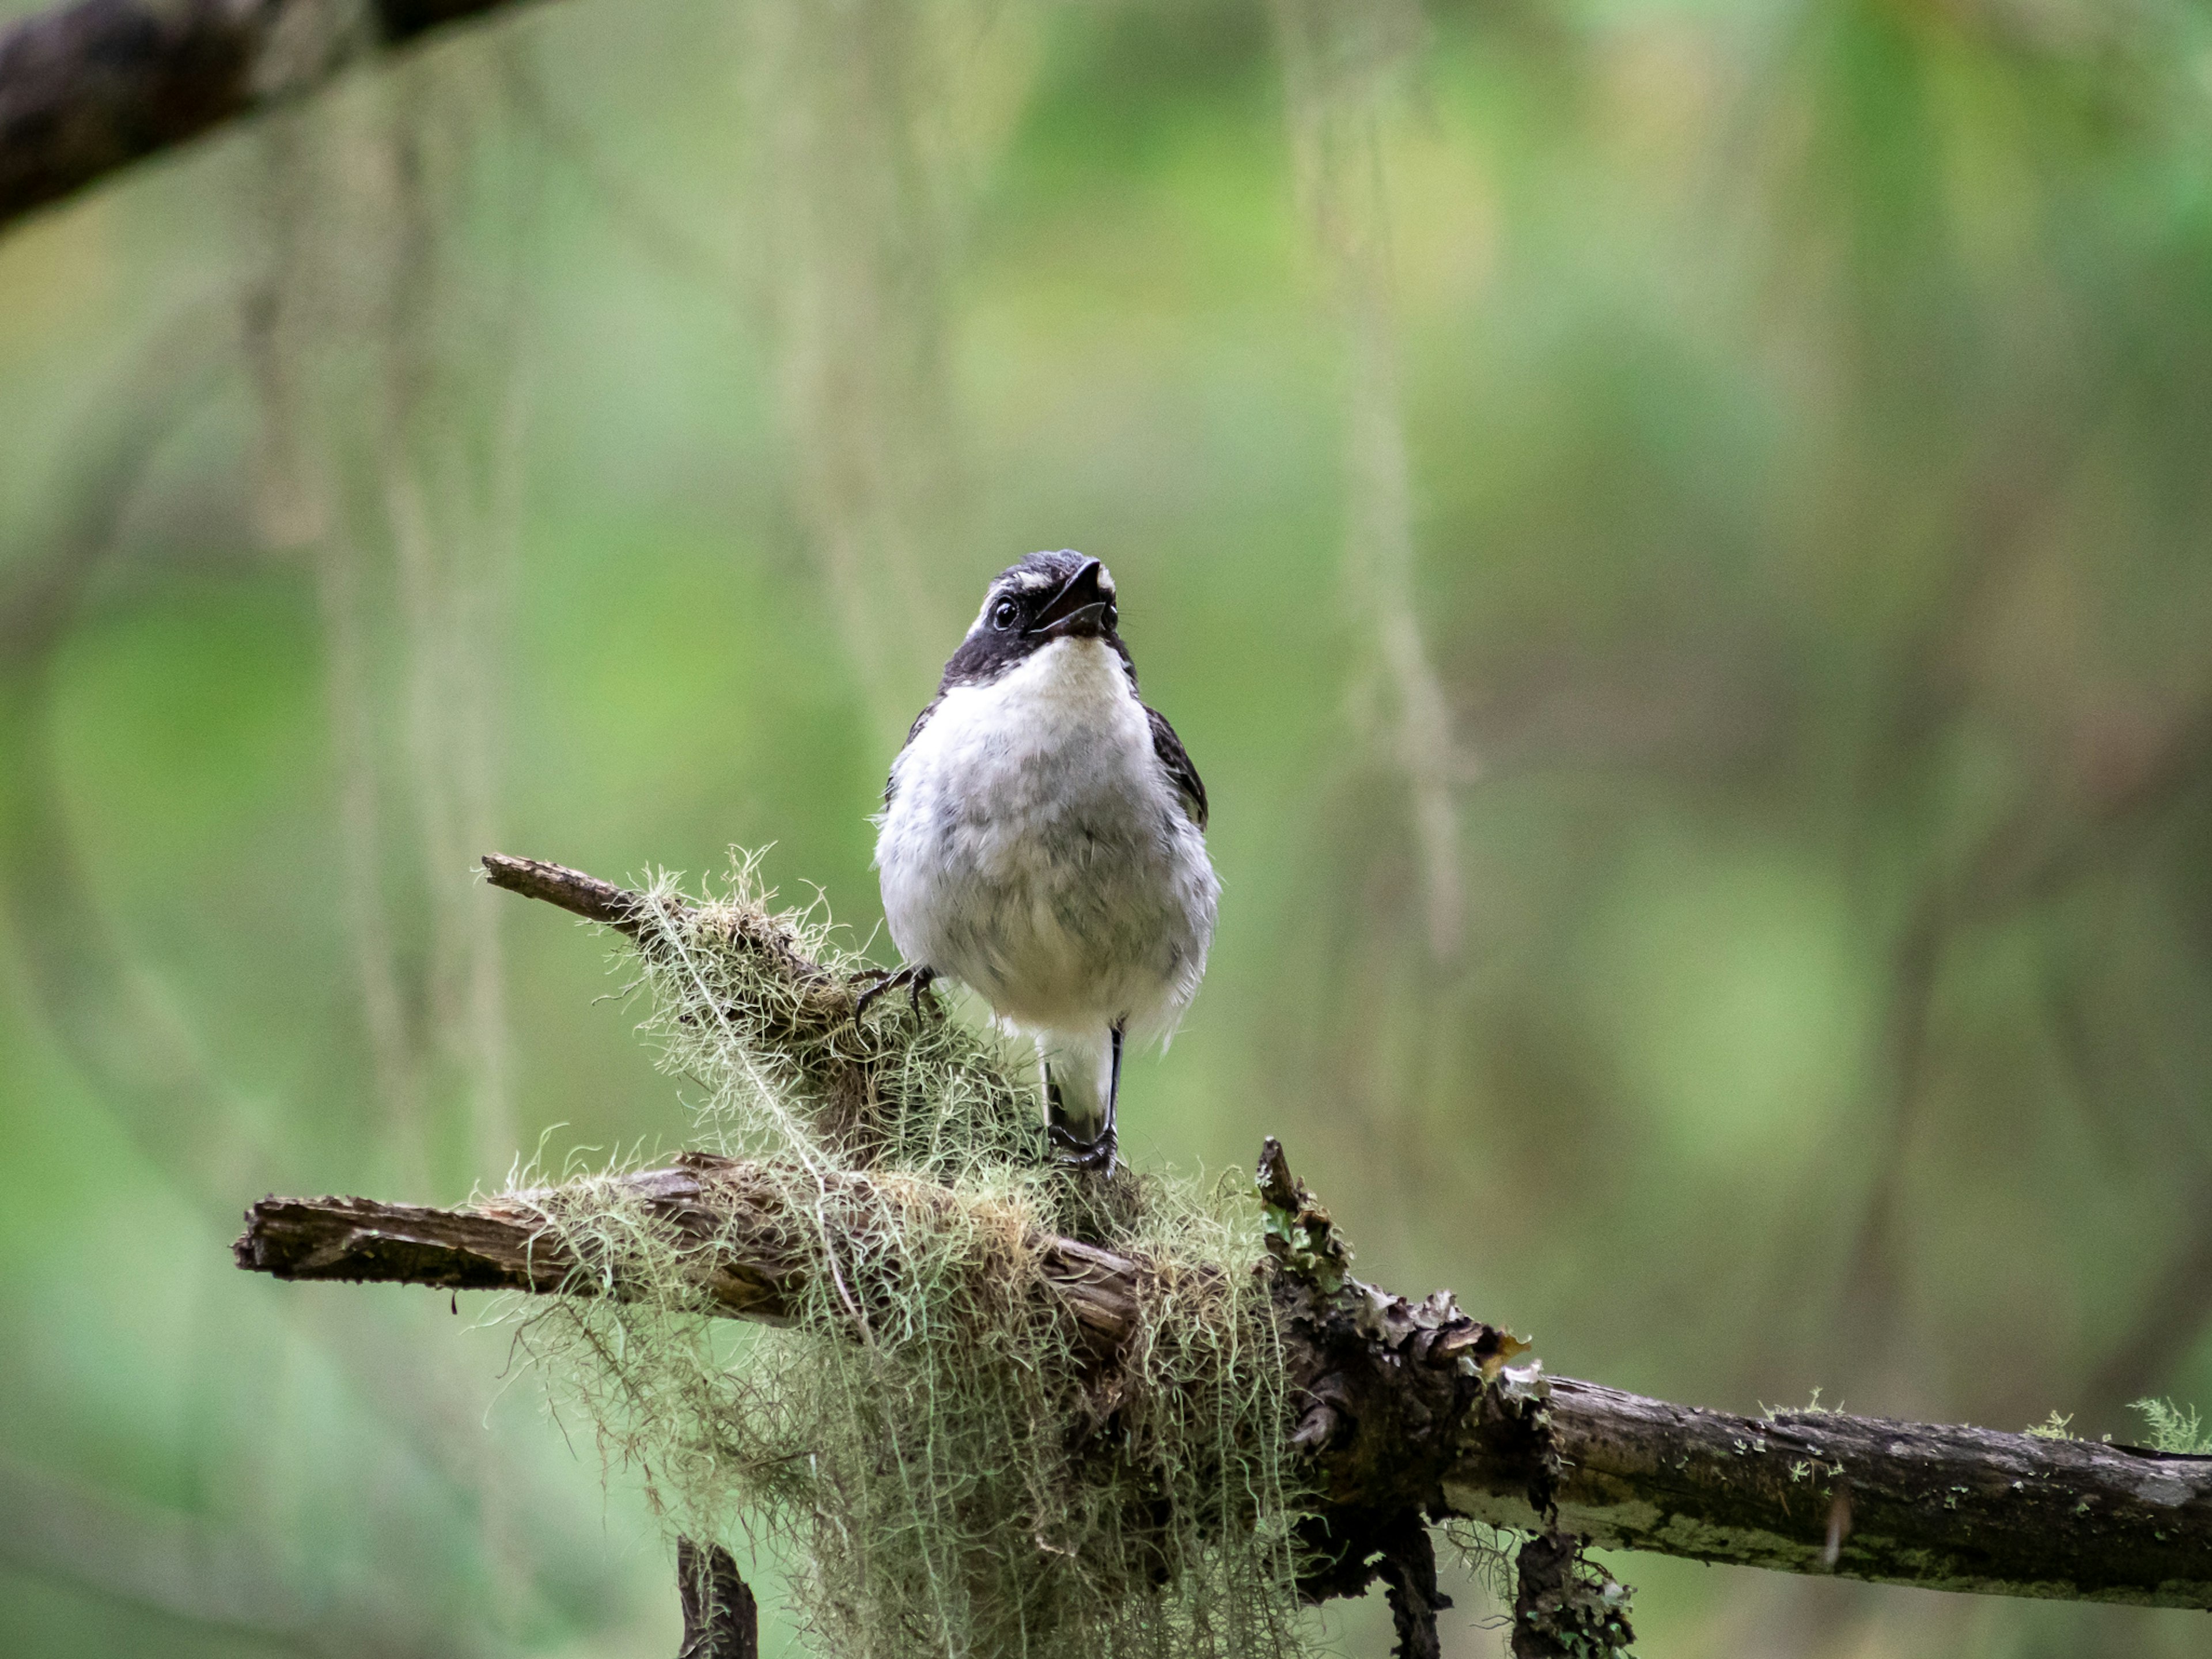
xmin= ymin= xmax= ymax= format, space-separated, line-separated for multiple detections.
xmin=5 ymin=0 xmax=2211 ymax=1653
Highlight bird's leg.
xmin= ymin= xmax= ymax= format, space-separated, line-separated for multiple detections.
xmin=1039 ymin=1024 xmax=1119 ymax=1173
xmin=1045 ymin=1022 xmax=1123 ymax=1174
xmin=1105 ymin=1021 xmax=1124 ymax=1142
xmin=852 ymin=964 xmax=936 ymax=1020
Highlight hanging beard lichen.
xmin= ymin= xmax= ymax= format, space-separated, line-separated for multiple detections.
xmin=494 ymin=854 xmax=1320 ymax=1658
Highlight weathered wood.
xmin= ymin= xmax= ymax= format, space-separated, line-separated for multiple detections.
xmin=0 ymin=0 xmax=548 ymax=233
xmin=1447 ymin=1378 xmax=2212 ymax=1609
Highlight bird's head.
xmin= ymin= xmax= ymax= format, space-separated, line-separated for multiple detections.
xmin=942 ymin=551 xmax=1123 ymax=683
xmin=976 ymin=550 xmax=1118 ymax=642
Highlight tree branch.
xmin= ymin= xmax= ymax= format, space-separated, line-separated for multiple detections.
xmin=0 ymin=0 xmax=550 ymax=233
xmin=232 ymin=853 xmax=2212 ymax=1616
xmin=236 ymin=1152 xmax=1143 ymax=1349
xmin=1454 ymin=1380 xmax=2212 ymax=1604
xmin=235 ymin=1153 xmax=2212 ymax=1610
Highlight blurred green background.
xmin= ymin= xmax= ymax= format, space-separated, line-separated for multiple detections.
xmin=5 ymin=0 xmax=2212 ymax=1653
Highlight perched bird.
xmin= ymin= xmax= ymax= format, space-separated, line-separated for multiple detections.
xmin=870 ymin=551 xmax=1218 ymax=1171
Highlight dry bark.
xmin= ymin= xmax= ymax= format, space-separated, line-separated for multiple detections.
xmin=0 ymin=0 xmax=546 ymax=232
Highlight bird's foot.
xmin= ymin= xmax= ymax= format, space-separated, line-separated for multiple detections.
xmin=1047 ymin=1122 xmax=1118 ymax=1176
xmin=852 ymin=964 xmax=937 ymax=1020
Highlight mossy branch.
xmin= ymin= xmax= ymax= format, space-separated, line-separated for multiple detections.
xmin=237 ymin=1150 xmax=1141 ymax=1349
xmin=233 ymin=853 xmax=2212 ymax=1631
xmin=234 ymin=1149 xmax=2212 ymax=1609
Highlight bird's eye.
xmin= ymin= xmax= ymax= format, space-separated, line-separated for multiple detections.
xmin=992 ymin=599 xmax=1018 ymax=630
xmin=1101 ymin=603 xmax=1118 ymax=631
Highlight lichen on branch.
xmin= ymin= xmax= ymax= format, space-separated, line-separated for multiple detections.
xmin=479 ymin=851 xmax=1320 ymax=1659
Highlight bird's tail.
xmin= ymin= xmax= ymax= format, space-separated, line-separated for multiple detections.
xmin=1039 ymin=1024 xmax=1123 ymax=1171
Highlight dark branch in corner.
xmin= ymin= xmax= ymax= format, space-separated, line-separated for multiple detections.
xmin=0 ymin=0 xmax=553 ymax=233
xmin=232 ymin=854 xmax=2212 ymax=1616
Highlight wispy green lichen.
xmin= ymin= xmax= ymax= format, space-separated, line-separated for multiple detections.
xmin=1761 ymin=1387 xmax=1840 ymax=1422
xmin=2130 ymin=1399 xmax=2212 ymax=1457
xmin=498 ymin=855 xmax=1317 ymax=1659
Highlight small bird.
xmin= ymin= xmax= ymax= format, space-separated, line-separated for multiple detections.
xmin=870 ymin=551 xmax=1218 ymax=1172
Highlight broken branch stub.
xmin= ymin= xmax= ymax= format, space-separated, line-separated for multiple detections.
xmin=1256 ymin=1134 xmax=1545 ymax=1619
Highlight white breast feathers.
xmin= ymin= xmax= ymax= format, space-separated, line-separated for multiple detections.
xmin=874 ymin=637 xmax=1217 ymax=1044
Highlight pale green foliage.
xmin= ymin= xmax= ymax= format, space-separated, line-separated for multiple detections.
xmin=2024 ymin=1411 xmax=2075 ymax=1442
xmin=2129 ymin=1399 xmax=2212 ymax=1457
xmin=501 ymin=857 xmax=1315 ymax=1659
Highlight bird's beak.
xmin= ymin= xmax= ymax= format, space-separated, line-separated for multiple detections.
xmin=1029 ymin=559 xmax=1111 ymax=639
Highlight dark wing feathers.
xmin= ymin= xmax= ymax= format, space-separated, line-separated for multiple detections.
xmin=1146 ymin=704 xmax=1208 ymax=830
xmin=904 ymin=695 xmax=943 ymax=750
xmin=884 ymin=693 xmax=944 ymax=805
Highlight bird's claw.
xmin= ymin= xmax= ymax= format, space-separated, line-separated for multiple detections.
xmin=1047 ymin=1122 xmax=1118 ymax=1175
xmin=852 ymin=964 xmax=937 ymax=1021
